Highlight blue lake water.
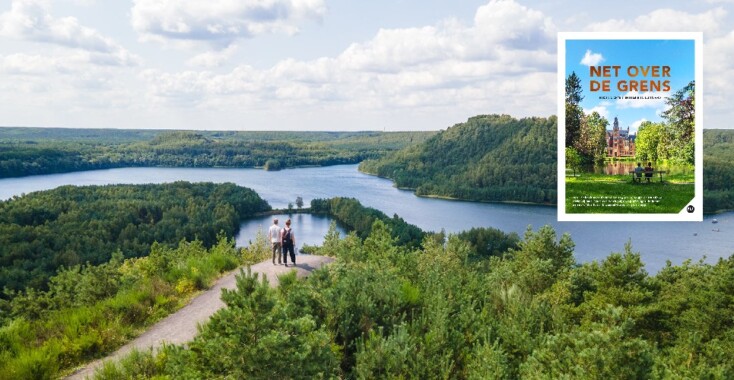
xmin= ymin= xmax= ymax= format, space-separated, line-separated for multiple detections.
xmin=0 ymin=164 xmax=731 ymax=272
xmin=235 ymin=213 xmax=347 ymax=252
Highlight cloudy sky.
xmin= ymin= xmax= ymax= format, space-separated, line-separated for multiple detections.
xmin=566 ymin=38 xmax=696 ymax=134
xmin=0 ymin=0 xmax=731 ymax=131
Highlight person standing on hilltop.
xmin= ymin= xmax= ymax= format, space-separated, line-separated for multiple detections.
xmin=268 ymin=218 xmax=282 ymax=265
xmin=281 ymin=219 xmax=296 ymax=267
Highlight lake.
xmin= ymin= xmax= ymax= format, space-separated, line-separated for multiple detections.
xmin=593 ymin=161 xmax=692 ymax=176
xmin=0 ymin=164 xmax=731 ymax=272
xmin=235 ymin=213 xmax=347 ymax=251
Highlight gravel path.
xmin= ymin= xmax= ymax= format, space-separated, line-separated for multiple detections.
xmin=66 ymin=255 xmax=334 ymax=380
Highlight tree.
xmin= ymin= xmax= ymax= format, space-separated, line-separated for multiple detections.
xmin=566 ymin=147 xmax=583 ymax=177
xmin=565 ymin=71 xmax=584 ymax=104
xmin=635 ymin=121 xmax=665 ymax=162
xmin=574 ymin=112 xmax=608 ymax=163
xmin=295 ymin=196 xmax=304 ymax=210
xmin=565 ymin=72 xmax=584 ymax=147
xmin=287 ymin=202 xmax=294 ymax=214
xmin=662 ymin=81 xmax=695 ymax=165
xmin=566 ymin=104 xmax=583 ymax=149
xmin=456 ymin=227 xmax=519 ymax=259
xmin=263 ymin=159 xmax=282 ymax=171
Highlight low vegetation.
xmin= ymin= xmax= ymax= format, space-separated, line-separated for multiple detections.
xmin=95 ymin=221 xmax=734 ymax=379
xmin=0 ymin=235 xmax=271 ymax=380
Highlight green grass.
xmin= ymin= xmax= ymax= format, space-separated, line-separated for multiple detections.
xmin=0 ymin=235 xmax=273 ymax=380
xmin=566 ymin=172 xmax=695 ymax=213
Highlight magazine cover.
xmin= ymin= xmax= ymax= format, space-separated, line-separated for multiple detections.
xmin=558 ymin=32 xmax=703 ymax=222
xmin=5 ymin=1 xmax=734 ymax=378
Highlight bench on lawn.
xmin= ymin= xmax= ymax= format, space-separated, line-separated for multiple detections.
xmin=629 ymin=170 xmax=666 ymax=183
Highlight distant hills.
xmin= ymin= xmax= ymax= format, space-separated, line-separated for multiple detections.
xmin=361 ymin=114 xmax=734 ymax=213
xmin=360 ymin=114 xmax=558 ymax=204
xmin=0 ymin=128 xmax=434 ymax=178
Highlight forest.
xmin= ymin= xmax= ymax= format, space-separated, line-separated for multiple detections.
xmin=94 ymin=220 xmax=734 ymax=379
xmin=359 ymin=114 xmax=558 ymax=204
xmin=0 ymin=180 xmax=732 ymax=378
xmin=357 ymin=113 xmax=734 ymax=213
xmin=703 ymin=129 xmax=734 ymax=213
xmin=311 ymin=197 xmax=425 ymax=249
xmin=0 ymin=182 xmax=270 ymax=293
xmin=5 ymin=120 xmax=733 ymax=213
xmin=0 ymin=129 xmax=434 ymax=178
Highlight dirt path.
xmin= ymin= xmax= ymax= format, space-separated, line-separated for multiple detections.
xmin=66 ymin=255 xmax=334 ymax=380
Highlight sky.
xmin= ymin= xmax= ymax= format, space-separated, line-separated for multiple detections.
xmin=566 ymin=38 xmax=696 ymax=134
xmin=0 ymin=0 xmax=732 ymax=131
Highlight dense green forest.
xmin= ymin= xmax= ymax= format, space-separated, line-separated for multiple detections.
xmin=311 ymin=197 xmax=425 ymax=249
xmin=1 ymin=181 xmax=733 ymax=378
xmin=359 ymin=115 xmax=734 ymax=213
xmin=0 ymin=128 xmax=433 ymax=178
xmin=0 ymin=190 xmax=522 ymax=379
xmin=96 ymin=221 xmax=734 ymax=379
xmin=0 ymin=182 xmax=270 ymax=293
xmin=360 ymin=114 xmax=557 ymax=204
xmin=703 ymin=130 xmax=734 ymax=213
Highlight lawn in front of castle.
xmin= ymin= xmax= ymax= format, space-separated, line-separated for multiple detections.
xmin=566 ymin=172 xmax=695 ymax=213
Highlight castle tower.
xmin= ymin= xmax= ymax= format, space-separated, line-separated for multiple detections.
xmin=613 ymin=117 xmax=619 ymax=132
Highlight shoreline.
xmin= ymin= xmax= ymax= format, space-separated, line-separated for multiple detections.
xmin=415 ymin=192 xmax=555 ymax=207
xmin=357 ymin=167 xmax=555 ymax=207
xmin=253 ymin=208 xmax=313 ymax=217
xmin=0 ymin=162 xmax=358 ymax=180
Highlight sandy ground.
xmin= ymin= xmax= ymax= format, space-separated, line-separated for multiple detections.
xmin=65 ymin=254 xmax=334 ymax=380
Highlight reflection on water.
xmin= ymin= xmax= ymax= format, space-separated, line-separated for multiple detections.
xmin=235 ymin=213 xmax=347 ymax=253
xmin=590 ymin=161 xmax=692 ymax=176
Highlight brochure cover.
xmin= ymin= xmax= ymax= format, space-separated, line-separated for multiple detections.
xmin=557 ymin=32 xmax=703 ymax=222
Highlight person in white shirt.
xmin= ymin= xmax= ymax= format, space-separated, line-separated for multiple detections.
xmin=268 ymin=218 xmax=282 ymax=265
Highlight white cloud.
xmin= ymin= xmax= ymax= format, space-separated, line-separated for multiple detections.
xmin=0 ymin=52 xmax=100 ymax=76
xmin=339 ymin=26 xmax=461 ymax=73
xmin=580 ymin=49 xmax=603 ymax=66
xmin=0 ymin=0 xmax=140 ymax=66
xmin=584 ymin=105 xmax=609 ymax=119
xmin=138 ymin=0 xmax=559 ymax=121
xmin=629 ymin=118 xmax=648 ymax=134
xmin=186 ymin=44 xmax=239 ymax=68
xmin=473 ymin=0 xmax=556 ymax=50
xmin=131 ymin=0 xmax=326 ymax=46
xmin=586 ymin=7 xmax=726 ymax=35
xmin=704 ymin=31 xmax=734 ymax=119
xmin=1 ymin=53 xmax=67 ymax=75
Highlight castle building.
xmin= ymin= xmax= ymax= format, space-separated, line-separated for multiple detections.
xmin=606 ymin=117 xmax=636 ymax=157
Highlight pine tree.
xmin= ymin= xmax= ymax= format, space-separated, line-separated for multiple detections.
xmin=565 ymin=72 xmax=584 ymax=147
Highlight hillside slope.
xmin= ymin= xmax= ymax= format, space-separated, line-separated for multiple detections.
xmin=359 ymin=114 xmax=557 ymax=204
